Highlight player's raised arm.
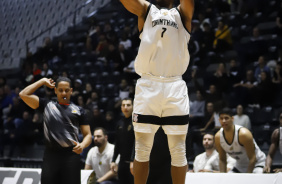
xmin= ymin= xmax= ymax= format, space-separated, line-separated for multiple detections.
xmin=120 ymin=0 xmax=149 ymax=17
xmin=179 ymin=0 xmax=194 ymax=32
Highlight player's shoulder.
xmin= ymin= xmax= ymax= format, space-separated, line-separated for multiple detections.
xmin=272 ymin=128 xmax=280 ymax=138
xmin=238 ymin=126 xmax=252 ymax=136
xmin=215 ymin=129 xmax=221 ymax=138
xmin=238 ymin=126 xmax=253 ymax=142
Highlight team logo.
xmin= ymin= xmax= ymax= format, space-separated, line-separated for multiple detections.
xmin=133 ymin=113 xmax=138 ymax=122
xmin=230 ymin=146 xmax=233 ymax=151
xmin=72 ymin=109 xmax=78 ymax=113
xmin=162 ymin=11 xmax=168 ymax=16
xmin=128 ymin=125 xmax=132 ymax=131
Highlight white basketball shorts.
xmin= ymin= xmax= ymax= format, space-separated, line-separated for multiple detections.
xmin=133 ymin=74 xmax=189 ymax=135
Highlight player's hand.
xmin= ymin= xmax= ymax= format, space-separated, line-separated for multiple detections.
xmin=263 ymin=166 xmax=271 ymax=173
xmin=111 ymin=162 xmax=118 ymax=173
xmin=71 ymin=140 xmax=84 ymax=154
xmin=273 ymin=168 xmax=282 ymax=173
xmin=43 ymin=78 xmax=55 ymax=89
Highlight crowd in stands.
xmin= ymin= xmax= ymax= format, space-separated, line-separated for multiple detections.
xmin=1 ymin=0 xmax=282 ymax=173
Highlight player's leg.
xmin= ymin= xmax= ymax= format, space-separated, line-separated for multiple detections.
xmin=134 ymin=129 xmax=158 ymax=184
xmin=167 ymin=134 xmax=187 ymax=184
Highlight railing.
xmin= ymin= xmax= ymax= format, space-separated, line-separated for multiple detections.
xmin=25 ymin=0 xmax=111 ymax=55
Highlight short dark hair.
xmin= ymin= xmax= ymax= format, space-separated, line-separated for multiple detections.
xmin=203 ymin=131 xmax=215 ymax=139
xmin=56 ymin=77 xmax=71 ymax=88
xmin=218 ymin=107 xmax=233 ymax=117
xmin=94 ymin=127 xmax=108 ymax=136
xmin=122 ymin=97 xmax=133 ymax=104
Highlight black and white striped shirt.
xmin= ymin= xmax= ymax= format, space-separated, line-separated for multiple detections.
xmin=38 ymin=98 xmax=89 ymax=149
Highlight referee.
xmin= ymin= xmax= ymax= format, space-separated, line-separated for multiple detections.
xmin=19 ymin=77 xmax=92 ymax=184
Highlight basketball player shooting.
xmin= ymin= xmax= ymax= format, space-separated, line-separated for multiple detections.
xmin=119 ymin=0 xmax=194 ymax=184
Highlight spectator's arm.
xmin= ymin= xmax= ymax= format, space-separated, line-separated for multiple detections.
xmin=84 ymin=164 xmax=92 ymax=170
xmin=97 ymin=170 xmax=117 ymax=183
xmin=200 ymin=113 xmax=214 ymax=131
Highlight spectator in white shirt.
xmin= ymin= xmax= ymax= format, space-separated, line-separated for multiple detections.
xmin=192 ymin=132 xmax=236 ymax=172
xmin=85 ymin=127 xmax=119 ymax=184
xmin=233 ymin=104 xmax=251 ymax=130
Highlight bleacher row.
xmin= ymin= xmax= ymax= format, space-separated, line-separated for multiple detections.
xmin=0 ymin=0 xmax=111 ymax=70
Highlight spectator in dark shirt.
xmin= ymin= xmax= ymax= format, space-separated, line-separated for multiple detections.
xmin=111 ymin=98 xmax=134 ymax=184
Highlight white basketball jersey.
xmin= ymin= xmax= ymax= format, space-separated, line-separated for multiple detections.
xmin=219 ymin=125 xmax=266 ymax=172
xmin=279 ymin=127 xmax=282 ymax=154
xmin=135 ymin=4 xmax=191 ymax=77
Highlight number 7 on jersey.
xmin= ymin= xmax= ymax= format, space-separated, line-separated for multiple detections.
xmin=161 ymin=27 xmax=167 ymax=38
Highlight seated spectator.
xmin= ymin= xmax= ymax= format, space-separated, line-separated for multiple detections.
xmin=200 ymin=22 xmax=215 ymax=57
xmin=200 ymin=102 xmax=215 ymax=132
xmin=272 ymin=62 xmax=282 ymax=85
xmin=77 ymin=95 xmax=87 ymax=109
xmin=254 ymin=56 xmax=270 ymax=81
xmin=3 ymin=97 xmax=29 ymax=157
xmin=104 ymin=111 xmax=116 ymax=144
xmin=233 ymin=104 xmax=251 ymax=130
xmin=31 ymin=112 xmax=44 ymax=144
xmin=228 ymin=59 xmax=242 ymax=87
xmin=253 ymin=71 xmax=275 ymax=107
xmin=86 ymin=91 xmax=101 ymax=111
xmin=90 ymin=107 xmax=106 ymax=132
xmin=189 ymin=90 xmax=206 ymax=129
xmin=85 ymin=127 xmax=119 ymax=184
xmin=115 ymin=44 xmax=133 ymax=72
xmin=236 ymin=27 xmax=267 ymax=67
xmin=1 ymin=85 xmax=16 ymax=111
xmin=114 ymin=79 xmax=133 ymax=110
xmin=192 ymin=69 xmax=223 ymax=105
xmin=83 ymin=83 xmax=93 ymax=104
xmin=119 ymin=32 xmax=132 ymax=50
xmin=191 ymin=19 xmax=204 ymax=44
xmin=263 ymin=111 xmax=282 ymax=173
xmin=213 ymin=20 xmax=232 ymax=53
xmin=192 ymin=132 xmax=236 ymax=172
xmin=41 ymin=63 xmax=53 ymax=78
xmin=72 ymin=79 xmax=83 ymax=104
xmin=32 ymin=63 xmax=42 ymax=82
xmin=210 ymin=62 xmax=230 ymax=93
xmin=123 ymin=60 xmax=139 ymax=82
xmin=232 ymin=70 xmax=258 ymax=106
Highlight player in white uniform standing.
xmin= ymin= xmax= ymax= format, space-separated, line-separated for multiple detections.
xmin=119 ymin=0 xmax=194 ymax=184
xmin=264 ymin=111 xmax=282 ymax=173
xmin=215 ymin=108 xmax=266 ymax=173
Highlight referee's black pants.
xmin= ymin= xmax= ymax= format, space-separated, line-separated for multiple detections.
xmin=118 ymin=160 xmax=134 ymax=184
xmin=41 ymin=147 xmax=81 ymax=184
